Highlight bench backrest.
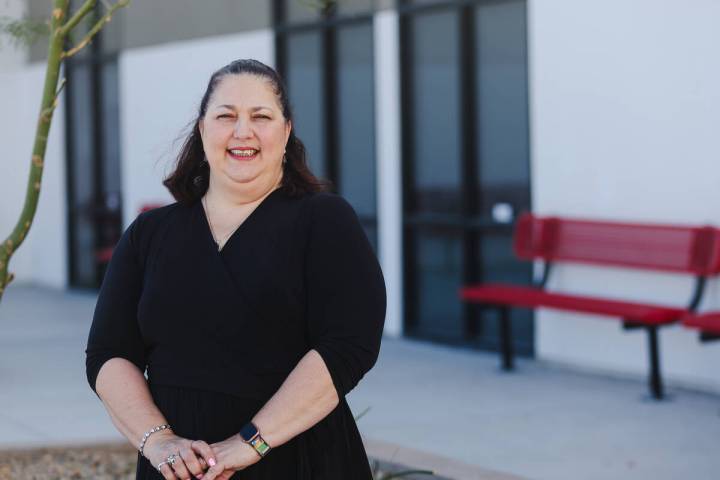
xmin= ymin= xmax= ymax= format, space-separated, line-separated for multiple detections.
xmin=514 ymin=214 xmax=720 ymax=276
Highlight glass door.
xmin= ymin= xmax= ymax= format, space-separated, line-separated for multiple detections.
xmin=278 ymin=1 xmax=378 ymax=248
xmin=402 ymin=0 xmax=533 ymax=354
xmin=65 ymin=4 xmax=123 ymax=288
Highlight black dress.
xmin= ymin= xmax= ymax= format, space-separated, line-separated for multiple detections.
xmin=85 ymin=189 xmax=387 ymax=479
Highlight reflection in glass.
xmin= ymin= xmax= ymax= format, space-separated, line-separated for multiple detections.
xmin=475 ymin=0 xmax=530 ymax=217
xmin=410 ymin=11 xmax=462 ymax=214
xmin=336 ymin=0 xmax=374 ymax=15
xmin=286 ymin=0 xmax=323 ymax=23
xmin=337 ymin=23 xmax=377 ymax=247
xmin=414 ymin=230 xmax=464 ymax=339
xmin=69 ymin=63 xmax=96 ymax=286
xmin=101 ymin=62 xmax=121 ymax=195
xmin=337 ymin=24 xmax=375 ymax=216
xmin=285 ymin=32 xmax=326 ymax=178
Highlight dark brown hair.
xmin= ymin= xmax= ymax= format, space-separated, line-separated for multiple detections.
xmin=163 ymin=59 xmax=329 ymax=204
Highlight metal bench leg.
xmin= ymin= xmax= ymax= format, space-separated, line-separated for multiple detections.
xmin=647 ymin=326 xmax=664 ymax=400
xmin=499 ymin=306 xmax=514 ymax=371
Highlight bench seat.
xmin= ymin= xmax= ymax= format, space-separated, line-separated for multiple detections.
xmin=682 ymin=312 xmax=720 ymax=335
xmin=460 ymin=213 xmax=720 ymax=399
xmin=461 ymin=284 xmax=686 ymax=326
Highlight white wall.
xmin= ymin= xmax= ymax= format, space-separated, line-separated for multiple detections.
xmin=119 ymin=30 xmax=275 ymax=225
xmin=0 ymin=63 xmax=68 ymax=289
xmin=528 ymin=0 xmax=720 ymax=392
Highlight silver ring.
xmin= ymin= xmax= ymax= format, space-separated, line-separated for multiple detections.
xmin=166 ymin=453 xmax=180 ymax=466
xmin=156 ymin=460 xmax=169 ymax=471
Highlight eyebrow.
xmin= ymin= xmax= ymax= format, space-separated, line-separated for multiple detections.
xmin=215 ymin=104 xmax=274 ymax=112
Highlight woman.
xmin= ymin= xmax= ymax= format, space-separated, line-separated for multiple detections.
xmin=86 ymin=59 xmax=386 ymax=480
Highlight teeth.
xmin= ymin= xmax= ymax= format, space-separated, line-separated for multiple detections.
xmin=229 ymin=149 xmax=258 ymax=157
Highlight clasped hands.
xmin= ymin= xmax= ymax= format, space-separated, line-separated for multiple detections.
xmin=144 ymin=430 xmax=261 ymax=480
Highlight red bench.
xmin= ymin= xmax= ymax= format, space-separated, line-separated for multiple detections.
xmin=460 ymin=213 xmax=720 ymax=399
xmin=682 ymin=312 xmax=720 ymax=341
xmin=96 ymin=203 xmax=166 ymax=265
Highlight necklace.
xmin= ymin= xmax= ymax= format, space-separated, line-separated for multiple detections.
xmin=202 ymin=194 xmax=243 ymax=251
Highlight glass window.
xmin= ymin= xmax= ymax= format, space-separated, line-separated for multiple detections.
xmin=414 ymin=230 xmax=465 ymax=339
xmin=278 ymin=5 xmax=377 ymax=250
xmin=475 ymin=0 xmax=530 ymax=216
xmin=69 ymin=65 xmax=95 ymax=207
xmin=286 ymin=0 xmax=323 ymax=22
xmin=402 ymin=1 xmax=532 ymax=352
xmin=68 ymin=64 xmax=96 ymax=286
xmin=336 ymin=0 xmax=374 ymax=15
xmin=285 ymin=31 xmax=327 ymax=179
xmin=101 ymin=62 xmax=122 ymax=195
xmin=337 ymin=24 xmax=376 ymax=217
xmin=410 ymin=11 xmax=462 ymax=214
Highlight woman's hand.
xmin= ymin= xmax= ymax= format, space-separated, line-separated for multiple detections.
xmin=143 ymin=430 xmax=217 ymax=480
xmin=193 ymin=434 xmax=261 ymax=480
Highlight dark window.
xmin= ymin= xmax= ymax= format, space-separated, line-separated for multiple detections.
xmin=286 ymin=31 xmax=327 ymax=177
xmin=276 ymin=1 xmax=378 ymax=248
xmin=65 ymin=3 xmax=123 ymax=288
xmin=336 ymin=22 xmax=377 ymax=249
xmin=410 ymin=10 xmax=462 ymax=214
xmin=401 ymin=0 xmax=533 ymax=354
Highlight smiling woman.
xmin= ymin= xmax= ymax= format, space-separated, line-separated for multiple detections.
xmin=199 ymin=75 xmax=290 ymax=194
xmin=85 ymin=59 xmax=387 ymax=480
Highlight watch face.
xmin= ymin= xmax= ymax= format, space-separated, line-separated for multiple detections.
xmin=239 ymin=422 xmax=258 ymax=442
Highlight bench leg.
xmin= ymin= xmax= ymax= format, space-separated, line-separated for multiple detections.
xmin=700 ymin=332 xmax=720 ymax=342
xmin=647 ymin=326 xmax=664 ymax=400
xmin=499 ymin=306 xmax=514 ymax=371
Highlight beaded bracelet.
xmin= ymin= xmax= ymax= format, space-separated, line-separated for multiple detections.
xmin=139 ymin=424 xmax=171 ymax=457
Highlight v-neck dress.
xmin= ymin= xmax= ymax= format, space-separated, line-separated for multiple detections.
xmin=85 ymin=189 xmax=387 ymax=479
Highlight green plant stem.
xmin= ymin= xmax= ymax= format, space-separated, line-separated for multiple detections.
xmin=62 ymin=0 xmax=129 ymax=59
xmin=59 ymin=0 xmax=96 ymax=36
xmin=0 ymin=0 xmax=129 ymax=303
xmin=0 ymin=0 xmax=67 ymax=302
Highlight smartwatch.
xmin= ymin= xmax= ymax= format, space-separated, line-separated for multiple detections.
xmin=239 ymin=422 xmax=272 ymax=458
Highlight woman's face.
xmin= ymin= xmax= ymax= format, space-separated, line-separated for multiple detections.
xmin=199 ymin=74 xmax=291 ymax=193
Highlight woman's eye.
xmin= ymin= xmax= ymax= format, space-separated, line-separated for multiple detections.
xmin=217 ymin=114 xmax=234 ymax=119
xmin=254 ymin=115 xmax=271 ymax=120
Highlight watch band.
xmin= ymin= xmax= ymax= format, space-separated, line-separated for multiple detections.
xmin=239 ymin=422 xmax=272 ymax=458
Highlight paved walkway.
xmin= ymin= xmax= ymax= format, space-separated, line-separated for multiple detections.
xmin=0 ymin=285 xmax=719 ymax=479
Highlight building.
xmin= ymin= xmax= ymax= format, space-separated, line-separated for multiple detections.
xmin=2 ymin=0 xmax=719 ymax=393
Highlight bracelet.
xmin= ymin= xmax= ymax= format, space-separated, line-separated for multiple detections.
xmin=139 ymin=424 xmax=171 ymax=457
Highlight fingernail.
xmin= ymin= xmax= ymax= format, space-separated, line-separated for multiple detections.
xmin=197 ymin=475 xmax=204 ymax=479
xmin=208 ymin=458 xmax=216 ymax=467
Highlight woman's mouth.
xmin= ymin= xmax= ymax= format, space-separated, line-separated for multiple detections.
xmin=227 ymin=148 xmax=259 ymax=161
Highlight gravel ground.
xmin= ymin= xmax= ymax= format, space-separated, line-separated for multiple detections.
xmin=0 ymin=444 xmax=444 ymax=480
xmin=0 ymin=443 xmax=136 ymax=480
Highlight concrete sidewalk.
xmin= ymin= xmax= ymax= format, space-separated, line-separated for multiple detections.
xmin=0 ymin=285 xmax=718 ymax=480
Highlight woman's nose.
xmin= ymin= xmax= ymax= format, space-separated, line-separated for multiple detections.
xmin=233 ymin=118 xmax=252 ymax=138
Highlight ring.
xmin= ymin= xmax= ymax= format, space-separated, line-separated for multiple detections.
xmin=156 ymin=460 xmax=169 ymax=471
xmin=166 ymin=453 xmax=180 ymax=466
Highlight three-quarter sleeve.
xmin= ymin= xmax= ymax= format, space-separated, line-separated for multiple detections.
xmin=305 ymin=194 xmax=386 ymax=398
xmin=85 ymin=216 xmax=148 ymax=393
